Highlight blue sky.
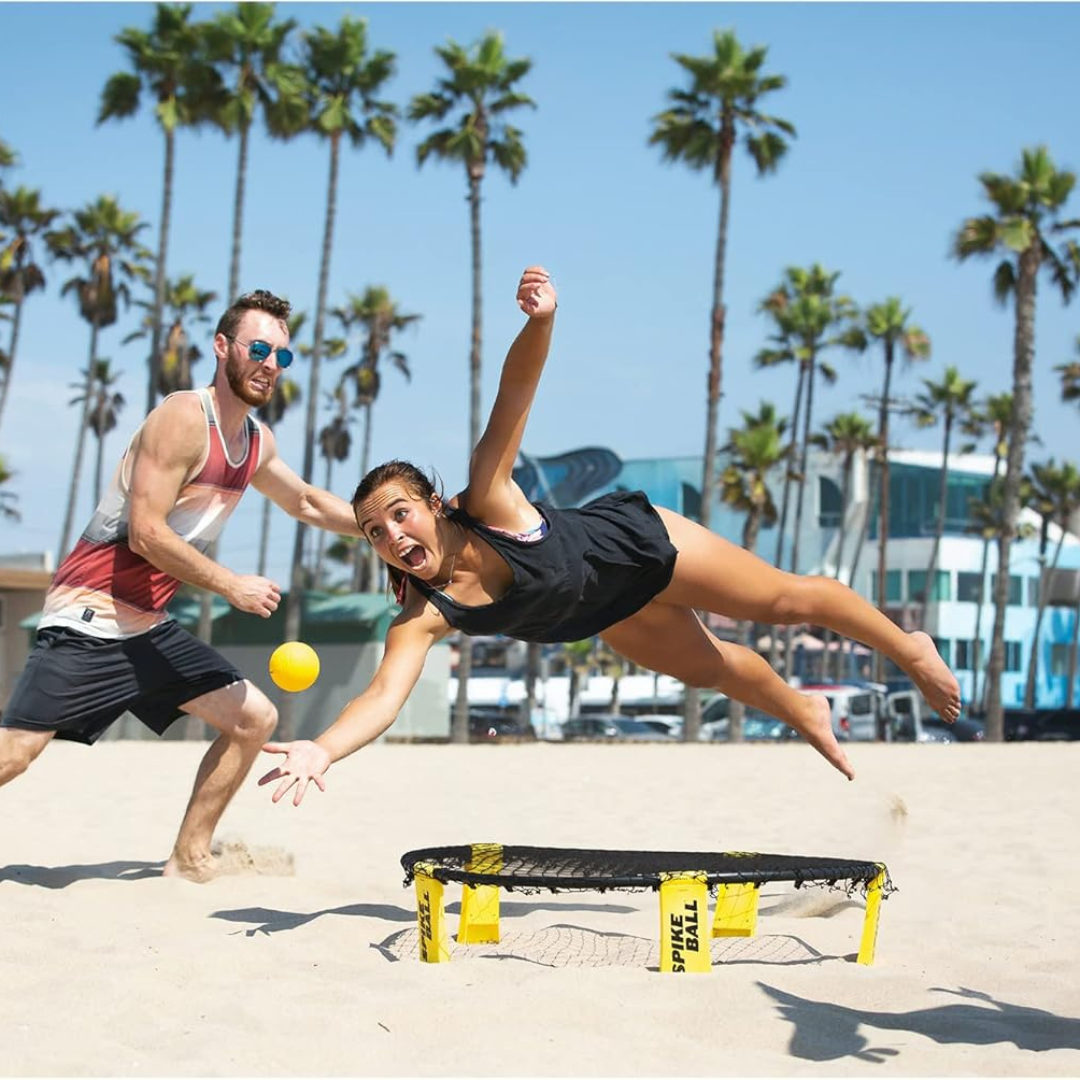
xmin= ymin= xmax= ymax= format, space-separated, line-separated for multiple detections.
xmin=2 ymin=2 xmax=1080 ymax=588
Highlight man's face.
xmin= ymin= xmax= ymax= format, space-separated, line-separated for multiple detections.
xmin=217 ymin=310 xmax=290 ymax=408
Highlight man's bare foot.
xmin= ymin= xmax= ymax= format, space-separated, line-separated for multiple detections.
xmin=906 ymin=630 xmax=962 ymax=721
xmin=799 ymin=695 xmax=855 ymax=781
xmin=162 ymin=851 xmax=217 ymax=883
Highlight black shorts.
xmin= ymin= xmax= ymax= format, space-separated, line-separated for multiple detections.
xmin=0 ymin=621 xmax=244 ymax=745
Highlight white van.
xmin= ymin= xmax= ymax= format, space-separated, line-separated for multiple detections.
xmin=801 ymin=684 xmax=884 ymax=742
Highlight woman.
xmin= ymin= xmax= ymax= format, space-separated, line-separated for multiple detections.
xmin=260 ymin=266 xmax=959 ymax=804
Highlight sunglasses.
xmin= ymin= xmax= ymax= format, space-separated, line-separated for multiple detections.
xmin=225 ymin=335 xmax=294 ymax=369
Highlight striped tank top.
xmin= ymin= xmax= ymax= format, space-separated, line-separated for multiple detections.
xmin=39 ymin=388 xmax=263 ymax=639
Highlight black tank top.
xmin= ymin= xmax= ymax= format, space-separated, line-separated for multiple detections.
xmin=408 ymin=490 xmax=678 ymax=643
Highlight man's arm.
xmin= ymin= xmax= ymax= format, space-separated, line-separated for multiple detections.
xmin=127 ymin=395 xmax=281 ymax=616
xmin=259 ymin=598 xmax=448 ymax=805
xmin=252 ymin=425 xmax=363 ymax=536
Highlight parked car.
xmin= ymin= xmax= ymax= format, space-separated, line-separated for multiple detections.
xmin=465 ymin=708 xmax=535 ymax=742
xmin=696 ymin=710 xmax=801 ymax=743
xmin=1004 ymin=708 xmax=1080 ymax=742
xmin=633 ymin=714 xmax=682 ymax=737
xmin=561 ymin=715 xmax=677 ymax=741
xmin=801 ymin=684 xmax=882 ymax=741
xmin=918 ymin=715 xmax=986 ymax=743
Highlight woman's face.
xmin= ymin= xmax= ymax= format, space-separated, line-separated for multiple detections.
xmin=355 ymin=482 xmax=443 ymax=577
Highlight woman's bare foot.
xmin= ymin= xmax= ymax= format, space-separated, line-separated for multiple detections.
xmin=798 ymin=695 xmax=855 ymax=781
xmin=905 ymin=630 xmax=962 ymax=721
xmin=162 ymin=850 xmax=217 ymax=883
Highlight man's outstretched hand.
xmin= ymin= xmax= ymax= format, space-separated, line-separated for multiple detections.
xmin=259 ymin=740 xmax=331 ymax=806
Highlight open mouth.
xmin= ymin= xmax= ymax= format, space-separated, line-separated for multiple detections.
xmin=399 ymin=544 xmax=428 ymax=571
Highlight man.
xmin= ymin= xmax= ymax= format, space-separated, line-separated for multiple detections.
xmin=0 ymin=289 xmax=361 ymax=881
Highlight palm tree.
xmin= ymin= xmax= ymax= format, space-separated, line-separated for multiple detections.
xmin=954 ymin=145 xmax=1080 ymax=741
xmin=860 ymin=297 xmax=931 ymax=679
xmin=123 ymin=274 xmax=217 ymax=396
xmin=719 ymin=401 xmax=787 ymax=740
xmin=203 ymin=2 xmax=298 ymax=302
xmin=0 ymin=453 xmax=20 ymax=521
xmin=1022 ymin=459 xmax=1080 ymax=709
xmin=272 ymin=15 xmax=397 ymax=739
xmin=810 ymin=411 xmax=876 ymax=681
xmin=0 ymin=138 xmax=16 ymax=173
xmin=68 ymin=359 xmax=126 ymax=506
xmin=649 ymin=28 xmax=794 ymax=739
xmin=410 ymin=30 xmax=535 ymax=745
xmin=757 ymin=265 xmax=862 ymax=673
xmin=911 ymin=366 xmax=978 ymax=621
xmin=47 ymin=196 xmax=151 ymax=561
xmin=99 ymin=2 xmax=224 ymax=414
xmin=333 ymin=285 xmax=420 ymax=589
xmin=0 ymin=185 xmax=60 ymax=435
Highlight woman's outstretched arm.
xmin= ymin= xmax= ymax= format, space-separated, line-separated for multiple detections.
xmin=463 ymin=266 xmax=558 ymax=527
xmin=258 ymin=601 xmax=447 ymax=805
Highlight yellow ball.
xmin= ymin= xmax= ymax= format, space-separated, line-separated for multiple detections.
xmin=269 ymin=641 xmax=320 ymax=693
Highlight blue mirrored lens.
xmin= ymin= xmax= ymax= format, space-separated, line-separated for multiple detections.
xmin=277 ymin=348 xmax=294 ymax=369
xmin=248 ymin=340 xmax=272 ymax=362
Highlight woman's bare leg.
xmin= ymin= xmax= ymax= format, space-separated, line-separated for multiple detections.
xmin=601 ymin=600 xmax=855 ymax=780
xmin=654 ymin=507 xmax=961 ymax=720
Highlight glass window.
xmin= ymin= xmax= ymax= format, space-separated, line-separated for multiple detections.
xmin=991 ymin=574 xmax=1024 ymax=606
xmin=1051 ymin=643 xmax=1070 ymax=678
xmin=1028 ymin=577 xmax=1039 ymax=608
xmin=818 ymin=476 xmax=843 ymax=528
xmin=1004 ymin=641 xmax=1022 ymax=672
xmin=932 ymin=638 xmax=952 ymax=666
xmin=955 ymin=639 xmax=974 ymax=670
xmin=871 ymin=570 xmax=903 ymax=603
xmin=957 ymin=572 xmax=984 ymax=603
xmin=908 ymin=570 xmax=951 ymax=602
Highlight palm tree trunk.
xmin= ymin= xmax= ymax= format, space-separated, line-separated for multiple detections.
xmin=257 ymin=490 xmax=272 ymax=577
xmin=353 ymin=402 xmax=374 ymax=592
xmin=452 ymin=173 xmax=485 ymax=745
xmin=58 ymin=323 xmax=99 ymax=561
xmin=845 ymin=451 xmax=878 ymax=684
xmin=986 ymin=248 xmax=1039 ymax=741
xmin=228 ymin=121 xmax=249 ymax=303
xmin=1024 ymin=528 xmax=1063 ymax=709
xmin=0 ymin=297 xmax=25 ymax=436
xmin=684 ymin=134 xmax=734 ymax=742
xmin=728 ymin=508 xmax=761 ymax=743
xmin=922 ymin=414 xmax=953 ymax=625
xmin=314 ymin=454 xmax=334 ymax=589
xmin=769 ymin=364 xmax=806 ymax=674
xmin=822 ymin=451 xmax=853 ymax=681
xmin=783 ymin=351 xmax=818 ymax=675
xmin=971 ymin=451 xmax=1002 ymax=713
xmin=147 ymin=127 xmax=175 ymax=414
xmin=279 ymin=134 xmax=341 ymax=741
xmin=874 ymin=346 xmax=895 ymax=683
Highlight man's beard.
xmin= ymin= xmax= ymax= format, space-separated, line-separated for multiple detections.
xmin=225 ymin=354 xmax=275 ymax=407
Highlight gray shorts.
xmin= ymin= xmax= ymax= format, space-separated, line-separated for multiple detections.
xmin=0 ymin=621 xmax=244 ymax=745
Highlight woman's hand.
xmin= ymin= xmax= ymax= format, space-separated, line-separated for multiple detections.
xmin=258 ymin=740 xmax=332 ymax=806
xmin=517 ymin=266 xmax=557 ymax=318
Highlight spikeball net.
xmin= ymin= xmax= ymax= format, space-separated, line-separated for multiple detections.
xmin=398 ymin=844 xmax=895 ymax=973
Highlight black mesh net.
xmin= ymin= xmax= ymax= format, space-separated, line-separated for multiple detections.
xmin=401 ymin=845 xmax=894 ymax=898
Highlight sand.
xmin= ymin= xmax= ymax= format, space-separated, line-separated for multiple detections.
xmin=2 ymin=739 xmax=1079 ymax=1077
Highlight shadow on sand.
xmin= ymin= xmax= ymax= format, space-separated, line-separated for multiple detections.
xmin=759 ymin=982 xmax=1080 ymax=1063
xmin=0 ymin=860 xmax=163 ymax=888
xmin=210 ymin=896 xmax=639 ymax=938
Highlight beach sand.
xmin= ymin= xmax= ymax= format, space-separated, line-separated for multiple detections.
xmin=2 ymin=739 xmax=1078 ymax=1077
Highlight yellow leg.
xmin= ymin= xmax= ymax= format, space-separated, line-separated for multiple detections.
xmin=712 ymin=881 xmax=760 ymax=938
xmin=659 ymin=874 xmax=711 ymax=973
xmin=856 ymin=868 xmax=886 ymax=966
xmin=458 ymin=843 xmax=502 ymax=944
xmin=414 ymin=866 xmax=451 ymax=964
